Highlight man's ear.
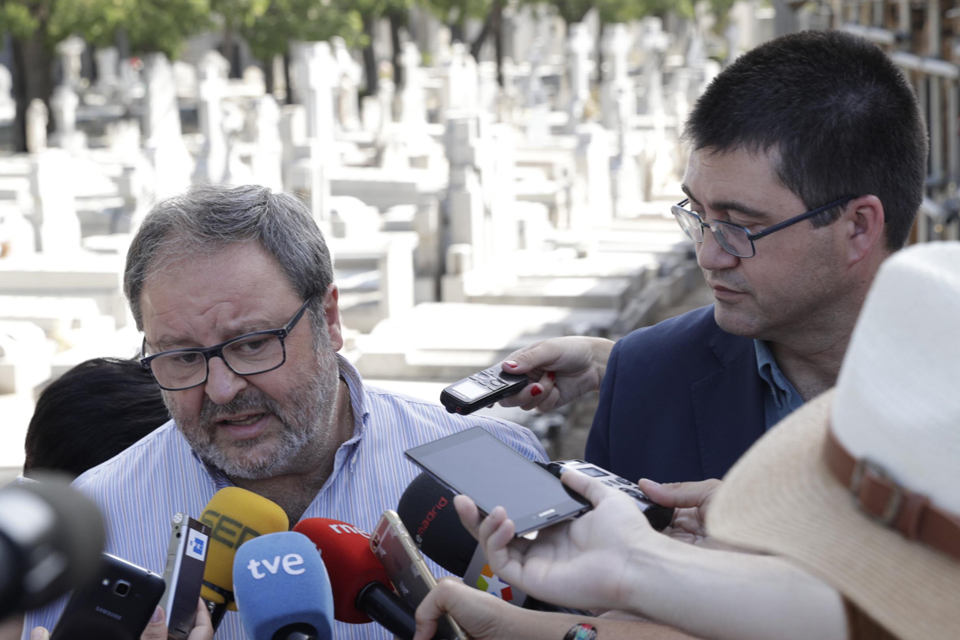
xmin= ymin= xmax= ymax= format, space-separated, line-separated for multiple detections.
xmin=322 ymin=284 xmax=343 ymax=351
xmin=842 ymin=195 xmax=886 ymax=265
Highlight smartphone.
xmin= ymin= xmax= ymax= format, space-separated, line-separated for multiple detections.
xmin=370 ymin=511 xmax=467 ymax=640
xmin=543 ymin=460 xmax=675 ymax=531
xmin=405 ymin=427 xmax=592 ymax=536
xmin=50 ymin=553 xmax=166 ymax=640
xmin=440 ymin=366 xmax=529 ymax=415
xmin=158 ymin=513 xmax=211 ymax=640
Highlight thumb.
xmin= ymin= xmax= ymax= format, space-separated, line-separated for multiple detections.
xmin=638 ymin=479 xmax=722 ymax=510
xmin=139 ymin=606 xmax=166 ymax=640
xmin=30 ymin=628 xmax=51 ymax=640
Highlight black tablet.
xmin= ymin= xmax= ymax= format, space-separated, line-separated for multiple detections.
xmin=405 ymin=427 xmax=591 ymax=536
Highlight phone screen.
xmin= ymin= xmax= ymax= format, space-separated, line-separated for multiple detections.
xmin=406 ymin=428 xmax=590 ymax=535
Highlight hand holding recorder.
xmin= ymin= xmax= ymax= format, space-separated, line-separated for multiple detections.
xmin=496 ymin=337 xmax=614 ymax=412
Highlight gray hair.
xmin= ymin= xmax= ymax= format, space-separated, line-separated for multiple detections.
xmin=124 ymin=184 xmax=333 ymax=331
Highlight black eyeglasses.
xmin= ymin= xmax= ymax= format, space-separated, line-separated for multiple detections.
xmin=140 ymin=296 xmax=315 ymax=391
xmin=671 ymin=197 xmax=854 ymax=258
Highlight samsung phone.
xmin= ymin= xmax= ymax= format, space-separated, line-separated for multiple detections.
xmin=405 ymin=427 xmax=592 ymax=536
xmin=370 ymin=510 xmax=466 ymax=640
xmin=159 ymin=513 xmax=211 ymax=640
xmin=50 ymin=553 xmax=166 ymax=640
xmin=440 ymin=366 xmax=529 ymax=415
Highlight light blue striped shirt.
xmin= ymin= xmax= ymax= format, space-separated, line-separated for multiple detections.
xmin=23 ymin=356 xmax=547 ymax=640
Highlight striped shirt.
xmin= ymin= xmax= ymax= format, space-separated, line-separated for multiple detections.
xmin=23 ymin=356 xmax=547 ymax=640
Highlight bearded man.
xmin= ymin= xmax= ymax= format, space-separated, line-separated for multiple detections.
xmin=22 ymin=184 xmax=546 ymax=640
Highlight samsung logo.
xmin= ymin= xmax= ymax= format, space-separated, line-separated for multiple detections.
xmin=537 ymin=508 xmax=556 ymax=518
xmin=95 ymin=606 xmax=122 ymax=621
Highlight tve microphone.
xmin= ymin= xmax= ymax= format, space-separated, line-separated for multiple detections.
xmin=198 ymin=487 xmax=289 ymax=624
xmin=233 ymin=531 xmax=334 ymax=640
xmin=293 ymin=518 xmax=417 ymax=640
xmin=0 ymin=476 xmax=106 ymax=619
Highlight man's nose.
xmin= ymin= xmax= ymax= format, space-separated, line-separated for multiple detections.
xmin=205 ymin=357 xmax=247 ymax=405
xmin=696 ymin=225 xmax=740 ymax=272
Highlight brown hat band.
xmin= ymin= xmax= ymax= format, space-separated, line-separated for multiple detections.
xmin=824 ymin=429 xmax=960 ymax=561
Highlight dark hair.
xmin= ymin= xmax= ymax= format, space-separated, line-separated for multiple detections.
xmin=24 ymin=358 xmax=170 ymax=478
xmin=124 ymin=184 xmax=334 ymax=332
xmin=684 ymin=30 xmax=927 ymax=250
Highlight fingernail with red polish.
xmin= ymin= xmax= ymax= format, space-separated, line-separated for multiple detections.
xmin=547 ymin=372 xmax=556 ymax=381
xmin=504 ymin=361 xmax=518 ymax=368
xmin=530 ymin=385 xmax=542 ymax=397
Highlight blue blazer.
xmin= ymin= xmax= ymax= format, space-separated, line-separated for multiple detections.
xmin=585 ymin=305 xmax=766 ymax=483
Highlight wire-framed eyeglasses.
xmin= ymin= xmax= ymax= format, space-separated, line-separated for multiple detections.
xmin=671 ymin=197 xmax=854 ymax=258
xmin=140 ymin=295 xmax=315 ymax=391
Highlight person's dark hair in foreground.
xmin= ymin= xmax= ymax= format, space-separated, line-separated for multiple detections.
xmin=24 ymin=357 xmax=169 ymax=478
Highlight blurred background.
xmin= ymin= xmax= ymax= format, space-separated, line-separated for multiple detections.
xmin=0 ymin=0 xmax=956 ymax=484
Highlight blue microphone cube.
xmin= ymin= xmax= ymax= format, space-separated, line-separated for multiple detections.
xmin=233 ymin=531 xmax=335 ymax=640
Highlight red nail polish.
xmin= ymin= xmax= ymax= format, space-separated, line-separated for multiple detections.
xmin=530 ymin=385 xmax=542 ymax=397
xmin=547 ymin=372 xmax=556 ymax=381
xmin=504 ymin=361 xmax=518 ymax=368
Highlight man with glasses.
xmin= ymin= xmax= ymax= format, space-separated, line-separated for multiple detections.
xmin=23 ymin=184 xmax=547 ymax=640
xmin=496 ymin=30 xmax=928 ymax=486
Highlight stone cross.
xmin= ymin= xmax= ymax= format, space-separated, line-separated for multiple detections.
xmin=95 ymin=47 xmax=120 ymax=95
xmin=193 ymin=50 xmax=230 ymax=184
xmin=251 ymin=95 xmax=283 ymax=192
xmin=601 ymin=24 xmax=635 ymax=130
xmin=332 ymin=37 xmax=362 ymax=131
xmin=57 ymin=37 xmax=85 ymax=89
xmin=400 ymin=42 xmax=427 ymax=134
xmin=565 ymin=22 xmax=593 ymax=132
xmin=143 ymin=52 xmax=193 ymax=199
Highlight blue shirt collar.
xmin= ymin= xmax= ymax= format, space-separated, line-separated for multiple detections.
xmin=754 ymin=339 xmax=803 ymax=412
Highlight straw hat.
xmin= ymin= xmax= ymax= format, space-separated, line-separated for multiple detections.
xmin=707 ymin=242 xmax=960 ymax=640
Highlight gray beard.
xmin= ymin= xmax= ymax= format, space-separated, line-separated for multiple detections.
xmin=164 ymin=353 xmax=341 ymax=480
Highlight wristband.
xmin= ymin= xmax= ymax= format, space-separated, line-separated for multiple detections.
xmin=563 ymin=623 xmax=597 ymax=640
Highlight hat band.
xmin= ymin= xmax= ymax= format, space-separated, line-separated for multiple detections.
xmin=824 ymin=428 xmax=960 ymax=561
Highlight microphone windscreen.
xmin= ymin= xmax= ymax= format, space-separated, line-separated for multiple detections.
xmin=396 ymin=473 xmax=476 ymax=576
xmin=199 ymin=487 xmax=289 ymax=609
xmin=233 ymin=531 xmax=334 ymax=640
xmin=0 ymin=475 xmax=105 ymax=616
xmin=293 ymin=518 xmax=391 ymax=624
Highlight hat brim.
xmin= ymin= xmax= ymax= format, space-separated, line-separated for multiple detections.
xmin=707 ymin=390 xmax=960 ymax=640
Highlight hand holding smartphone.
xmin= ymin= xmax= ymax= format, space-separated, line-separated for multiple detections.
xmin=370 ymin=511 xmax=466 ymax=640
xmin=159 ymin=513 xmax=211 ymax=640
xmin=50 ymin=554 xmax=166 ymax=640
xmin=405 ymin=427 xmax=592 ymax=537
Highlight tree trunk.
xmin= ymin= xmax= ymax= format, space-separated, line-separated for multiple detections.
xmin=493 ymin=0 xmax=504 ymax=87
xmin=596 ymin=20 xmax=606 ymax=84
xmin=11 ymin=31 xmax=52 ymax=153
xmin=470 ymin=12 xmax=494 ymax=62
xmin=264 ymin=57 xmax=275 ymax=96
xmin=221 ymin=22 xmax=236 ymax=78
xmin=283 ymin=52 xmax=294 ymax=104
xmin=450 ymin=20 xmax=465 ymax=44
xmin=389 ymin=11 xmax=403 ymax=87
xmin=362 ymin=15 xmax=379 ymax=98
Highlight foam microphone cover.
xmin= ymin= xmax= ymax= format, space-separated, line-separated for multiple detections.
xmin=233 ymin=531 xmax=334 ymax=640
xmin=396 ymin=473 xmax=476 ymax=577
xmin=292 ymin=518 xmax=392 ymax=624
xmin=0 ymin=475 xmax=105 ymax=617
xmin=199 ymin=487 xmax=289 ymax=610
